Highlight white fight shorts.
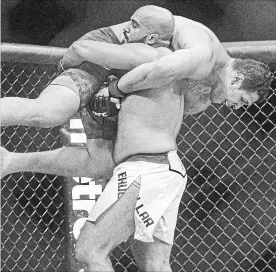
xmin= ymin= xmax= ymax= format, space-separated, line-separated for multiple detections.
xmin=87 ymin=150 xmax=187 ymax=245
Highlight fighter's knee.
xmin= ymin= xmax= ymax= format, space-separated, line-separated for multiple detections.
xmin=75 ymin=241 xmax=93 ymax=265
xmin=74 ymin=242 xmax=89 ymax=264
xmin=75 ymin=239 xmax=108 ymax=267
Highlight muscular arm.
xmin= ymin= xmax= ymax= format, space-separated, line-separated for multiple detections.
xmin=117 ymin=46 xmax=214 ymax=93
xmin=61 ymin=40 xmax=163 ymax=70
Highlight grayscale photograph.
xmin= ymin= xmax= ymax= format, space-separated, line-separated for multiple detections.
xmin=1 ymin=0 xmax=276 ymax=271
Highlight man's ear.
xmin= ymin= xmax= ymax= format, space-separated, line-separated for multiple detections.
xmin=231 ymin=74 xmax=245 ymax=86
xmin=147 ymin=33 xmax=159 ymax=45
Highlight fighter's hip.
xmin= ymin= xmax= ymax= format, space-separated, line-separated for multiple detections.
xmin=114 ymin=137 xmax=177 ymax=165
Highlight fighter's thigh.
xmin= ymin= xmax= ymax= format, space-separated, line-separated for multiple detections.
xmin=131 ymin=237 xmax=172 ymax=271
xmin=85 ymin=139 xmax=115 ymax=180
xmin=37 ymin=84 xmax=80 ymax=123
xmin=75 ymin=177 xmax=141 ymax=255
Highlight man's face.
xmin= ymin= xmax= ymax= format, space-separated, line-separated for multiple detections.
xmin=225 ymin=88 xmax=259 ymax=109
xmin=122 ymin=11 xmax=151 ymax=44
xmin=219 ymin=62 xmax=259 ymax=109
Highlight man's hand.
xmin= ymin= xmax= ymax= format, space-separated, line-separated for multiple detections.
xmin=110 ymin=97 xmax=121 ymax=109
xmin=96 ymin=81 xmax=121 ymax=109
xmin=95 ymin=86 xmax=121 ymax=107
xmin=95 ymin=85 xmax=121 ymax=111
xmin=95 ymin=86 xmax=109 ymax=98
xmin=103 ymin=75 xmax=123 ymax=107
xmin=87 ymin=84 xmax=121 ymax=118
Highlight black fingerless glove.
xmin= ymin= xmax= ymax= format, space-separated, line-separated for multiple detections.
xmin=88 ymin=94 xmax=119 ymax=118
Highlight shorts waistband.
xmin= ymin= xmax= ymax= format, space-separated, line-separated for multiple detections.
xmin=123 ymin=152 xmax=171 ymax=164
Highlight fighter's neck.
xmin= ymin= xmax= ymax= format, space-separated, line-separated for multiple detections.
xmin=209 ymin=57 xmax=234 ymax=103
xmin=209 ymin=72 xmax=227 ymax=104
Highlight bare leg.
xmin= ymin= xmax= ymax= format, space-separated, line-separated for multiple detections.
xmin=1 ymin=85 xmax=80 ymax=127
xmin=75 ymin=177 xmax=141 ymax=271
xmin=131 ymin=237 xmax=173 ymax=272
xmin=1 ymin=139 xmax=115 ymax=179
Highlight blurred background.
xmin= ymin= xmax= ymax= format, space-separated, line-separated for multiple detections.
xmin=1 ymin=0 xmax=276 ymax=46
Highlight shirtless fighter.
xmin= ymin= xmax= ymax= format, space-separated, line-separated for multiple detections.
xmin=74 ymin=33 xmax=185 ymax=272
xmin=57 ymin=13 xmax=272 ymax=271
xmin=1 ymin=5 xmax=174 ymax=179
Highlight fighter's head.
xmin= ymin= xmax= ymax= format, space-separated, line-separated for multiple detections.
xmin=219 ymin=58 xmax=273 ymax=109
xmin=123 ymin=5 xmax=175 ymax=48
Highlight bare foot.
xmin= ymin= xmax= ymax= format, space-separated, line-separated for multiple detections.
xmin=0 ymin=146 xmax=13 ymax=178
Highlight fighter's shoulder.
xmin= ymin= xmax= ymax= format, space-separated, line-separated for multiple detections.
xmin=172 ymin=16 xmax=214 ymax=49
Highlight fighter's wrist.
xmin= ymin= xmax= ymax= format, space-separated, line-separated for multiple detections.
xmin=108 ymin=79 xmax=125 ymax=98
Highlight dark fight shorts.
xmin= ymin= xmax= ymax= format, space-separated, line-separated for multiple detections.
xmin=50 ymin=68 xmax=117 ymax=140
xmin=50 ymin=26 xmax=121 ymax=140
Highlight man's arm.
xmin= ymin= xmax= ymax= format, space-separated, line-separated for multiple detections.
xmin=117 ymin=46 xmax=214 ymax=94
xmin=60 ymin=40 xmax=163 ymax=70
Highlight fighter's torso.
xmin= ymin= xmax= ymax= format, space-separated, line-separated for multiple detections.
xmin=114 ymin=82 xmax=184 ymax=163
xmin=114 ymin=72 xmax=224 ymax=163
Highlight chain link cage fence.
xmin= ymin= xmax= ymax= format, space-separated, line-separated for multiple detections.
xmin=1 ymin=42 xmax=276 ymax=272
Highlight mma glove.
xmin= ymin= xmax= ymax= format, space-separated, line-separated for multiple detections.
xmin=88 ymin=94 xmax=119 ymax=117
xmin=87 ymin=79 xmax=120 ymax=118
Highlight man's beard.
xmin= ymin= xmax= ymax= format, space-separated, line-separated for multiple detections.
xmin=128 ymin=35 xmax=148 ymax=44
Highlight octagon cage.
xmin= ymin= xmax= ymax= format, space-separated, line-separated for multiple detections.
xmin=1 ymin=41 xmax=276 ymax=272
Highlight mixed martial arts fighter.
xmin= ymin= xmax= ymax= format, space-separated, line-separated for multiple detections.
xmin=74 ymin=24 xmax=185 ymax=272
xmin=58 ymin=13 xmax=272 ymax=271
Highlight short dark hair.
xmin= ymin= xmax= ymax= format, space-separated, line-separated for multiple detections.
xmin=232 ymin=58 xmax=273 ymax=103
